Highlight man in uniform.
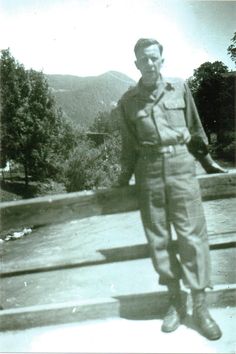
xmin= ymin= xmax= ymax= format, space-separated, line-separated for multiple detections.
xmin=116 ymin=38 xmax=226 ymax=340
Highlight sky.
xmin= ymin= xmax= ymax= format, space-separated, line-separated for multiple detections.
xmin=0 ymin=0 xmax=235 ymax=80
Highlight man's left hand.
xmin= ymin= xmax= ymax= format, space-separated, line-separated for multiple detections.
xmin=205 ymin=161 xmax=228 ymax=174
xmin=200 ymin=154 xmax=228 ymax=174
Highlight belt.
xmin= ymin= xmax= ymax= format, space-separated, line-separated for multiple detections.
xmin=139 ymin=144 xmax=187 ymax=155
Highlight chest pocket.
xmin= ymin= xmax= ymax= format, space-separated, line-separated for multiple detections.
xmin=135 ymin=109 xmax=158 ymax=142
xmin=163 ymin=99 xmax=186 ymax=127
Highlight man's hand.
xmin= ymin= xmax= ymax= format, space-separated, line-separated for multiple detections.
xmin=200 ymin=154 xmax=228 ymax=174
xmin=179 ymin=128 xmax=191 ymax=144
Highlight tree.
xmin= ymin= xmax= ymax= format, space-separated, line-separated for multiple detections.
xmin=227 ymin=32 xmax=236 ymax=66
xmin=0 ymin=49 xmax=22 ymax=168
xmin=22 ymin=69 xmax=61 ymax=183
xmin=49 ymin=115 xmax=84 ymax=181
xmin=187 ymin=61 xmax=232 ymax=141
xmin=0 ymin=49 xmax=74 ymax=185
xmin=90 ymin=111 xmax=111 ymax=134
xmin=89 ymin=108 xmax=121 ymax=135
xmin=63 ymin=137 xmax=101 ymax=191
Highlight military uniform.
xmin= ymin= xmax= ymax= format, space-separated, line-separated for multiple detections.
xmin=118 ymin=77 xmax=212 ymax=291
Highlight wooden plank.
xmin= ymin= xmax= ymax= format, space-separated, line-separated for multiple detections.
xmin=0 ymin=285 xmax=235 ymax=331
xmin=0 ymin=286 xmax=235 ymax=332
xmin=1 ymin=248 xmax=235 ymax=311
xmin=1 ymin=171 xmax=236 ymax=233
xmin=208 ymin=232 xmax=236 ymax=246
xmin=1 ymin=233 xmax=235 ymax=276
xmin=199 ymin=171 xmax=236 ymax=200
xmin=0 ymin=298 xmax=120 ymax=331
xmin=1 ymin=199 xmax=236 ymax=275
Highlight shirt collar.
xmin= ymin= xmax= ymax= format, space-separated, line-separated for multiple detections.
xmin=130 ymin=75 xmax=175 ymax=100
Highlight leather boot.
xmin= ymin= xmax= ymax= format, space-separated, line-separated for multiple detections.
xmin=161 ymin=281 xmax=186 ymax=333
xmin=192 ymin=290 xmax=222 ymax=340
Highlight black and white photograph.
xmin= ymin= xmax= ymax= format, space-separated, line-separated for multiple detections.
xmin=0 ymin=0 xmax=235 ymax=352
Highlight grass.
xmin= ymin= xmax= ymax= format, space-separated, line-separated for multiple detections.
xmin=0 ymin=175 xmax=66 ymax=202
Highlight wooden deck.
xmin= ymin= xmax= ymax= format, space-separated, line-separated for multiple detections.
xmin=0 ymin=171 xmax=236 ymax=331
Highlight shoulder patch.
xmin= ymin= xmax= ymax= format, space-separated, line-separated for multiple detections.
xmin=165 ymin=77 xmax=185 ymax=91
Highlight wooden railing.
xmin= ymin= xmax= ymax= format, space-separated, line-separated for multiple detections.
xmin=1 ymin=171 xmax=236 ymax=234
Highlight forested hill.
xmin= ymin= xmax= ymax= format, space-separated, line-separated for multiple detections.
xmin=46 ymin=71 xmax=136 ymax=127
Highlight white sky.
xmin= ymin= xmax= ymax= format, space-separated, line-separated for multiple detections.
xmin=0 ymin=0 xmax=235 ymax=80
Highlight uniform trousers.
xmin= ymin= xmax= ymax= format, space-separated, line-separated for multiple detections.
xmin=135 ymin=144 xmax=212 ymax=290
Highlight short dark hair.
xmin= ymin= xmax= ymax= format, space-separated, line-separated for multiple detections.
xmin=134 ymin=38 xmax=163 ymax=57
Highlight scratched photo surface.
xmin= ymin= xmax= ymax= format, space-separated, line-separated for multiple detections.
xmin=0 ymin=0 xmax=235 ymax=353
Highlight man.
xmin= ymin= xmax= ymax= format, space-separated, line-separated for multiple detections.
xmin=116 ymin=38 xmax=226 ymax=340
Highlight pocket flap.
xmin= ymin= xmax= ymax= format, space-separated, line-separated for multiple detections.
xmin=164 ymin=99 xmax=185 ymax=109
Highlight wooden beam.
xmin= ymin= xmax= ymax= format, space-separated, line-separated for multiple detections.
xmin=0 ymin=285 xmax=235 ymax=331
xmin=1 ymin=232 xmax=235 ymax=276
xmin=0 ymin=171 xmax=236 ymax=233
xmin=198 ymin=171 xmax=236 ymax=200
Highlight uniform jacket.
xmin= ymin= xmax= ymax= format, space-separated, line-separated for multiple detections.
xmin=117 ymin=77 xmax=209 ymax=186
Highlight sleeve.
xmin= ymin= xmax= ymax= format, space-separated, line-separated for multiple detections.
xmin=184 ymin=82 xmax=209 ymax=160
xmin=116 ymin=100 xmax=138 ymax=186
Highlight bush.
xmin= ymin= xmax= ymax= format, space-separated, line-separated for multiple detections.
xmin=63 ymin=134 xmax=121 ymax=192
xmin=95 ymin=134 xmax=122 ymax=188
xmin=211 ymin=131 xmax=236 ymax=162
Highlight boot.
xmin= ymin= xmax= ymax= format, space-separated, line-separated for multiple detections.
xmin=192 ymin=290 xmax=222 ymax=340
xmin=161 ymin=281 xmax=186 ymax=333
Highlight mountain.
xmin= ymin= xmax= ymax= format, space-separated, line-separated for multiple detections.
xmin=45 ymin=71 xmax=136 ymax=127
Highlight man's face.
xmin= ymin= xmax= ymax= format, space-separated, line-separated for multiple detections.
xmin=135 ymin=44 xmax=164 ymax=86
